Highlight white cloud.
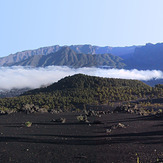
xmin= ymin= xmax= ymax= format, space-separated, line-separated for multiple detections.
xmin=0 ymin=66 xmax=162 ymax=90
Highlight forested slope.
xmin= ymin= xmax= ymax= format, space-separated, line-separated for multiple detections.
xmin=0 ymin=74 xmax=162 ymax=113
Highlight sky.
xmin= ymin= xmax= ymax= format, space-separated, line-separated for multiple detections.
xmin=0 ymin=0 xmax=163 ymax=57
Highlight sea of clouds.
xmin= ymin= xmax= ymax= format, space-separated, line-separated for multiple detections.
xmin=0 ymin=66 xmax=163 ymax=90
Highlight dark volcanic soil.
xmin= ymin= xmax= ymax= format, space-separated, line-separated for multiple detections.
xmin=0 ymin=112 xmax=162 ymax=163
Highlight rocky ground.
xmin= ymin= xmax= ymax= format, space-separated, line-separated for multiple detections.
xmin=0 ymin=110 xmax=162 ymax=163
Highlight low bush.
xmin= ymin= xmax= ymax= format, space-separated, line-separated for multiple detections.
xmin=25 ymin=121 xmax=32 ymax=127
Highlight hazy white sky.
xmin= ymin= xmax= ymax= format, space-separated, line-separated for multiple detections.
xmin=0 ymin=0 xmax=163 ymax=57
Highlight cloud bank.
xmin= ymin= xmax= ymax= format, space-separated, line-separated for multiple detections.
xmin=0 ymin=66 xmax=163 ymax=90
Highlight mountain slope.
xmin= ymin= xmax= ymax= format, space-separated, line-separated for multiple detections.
xmin=0 ymin=45 xmax=136 ymax=66
xmin=125 ymin=43 xmax=163 ymax=70
xmin=0 ymin=45 xmax=61 ymax=66
xmin=0 ymin=74 xmax=162 ymax=111
xmin=1 ymin=43 xmax=163 ymax=70
xmin=11 ymin=47 xmax=126 ymax=68
xmin=24 ymin=73 xmax=151 ymax=95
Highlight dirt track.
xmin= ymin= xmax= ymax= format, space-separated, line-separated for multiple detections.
xmin=0 ymin=112 xmax=162 ymax=163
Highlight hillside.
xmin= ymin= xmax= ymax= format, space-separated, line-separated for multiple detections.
xmin=0 ymin=88 xmax=30 ymax=98
xmin=1 ymin=43 xmax=163 ymax=71
xmin=125 ymin=43 xmax=163 ymax=70
xmin=0 ymin=74 xmax=162 ymax=113
xmin=10 ymin=47 xmax=126 ymax=68
xmin=143 ymin=79 xmax=163 ymax=87
xmin=24 ymin=74 xmax=151 ymax=95
xmin=0 ymin=45 xmax=136 ymax=66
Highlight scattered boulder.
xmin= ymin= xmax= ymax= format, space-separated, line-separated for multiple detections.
xmin=116 ymin=123 xmax=126 ymax=128
xmin=21 ymin=104 xmax=39 ymax=114
xmin=0 ymin=108 xmax=16 ymax=115
xmin=106 ymin=123 xmax=126 ymax=134
xmin=84 ymin=110 xmax=107 ymax=117
xmin=38 ymin=108 xmax=48 ymax=113
xmin=106 ymin=129 xmax=112 ymax=134
xmin=114 ymin=104 xmax=139 ymax=114
xmin=92 ymin=120 xmax=103 ymax=124
xmin=50 ymin=109 xmax=62 ymax=114
xmin=20 ymin=104 xmax=50 ymax=114
xmin=0 ymin=110 xmax=7 ymax=115
xmin=114 ymin=105 xmax=128 ymax=113
xmin=111 ymin=123 xmax=126 ymax=130
xmin=76 ymin=115 xmax=89 ymax=123
xmin=51 ymin=117 xmax=66 ymax=123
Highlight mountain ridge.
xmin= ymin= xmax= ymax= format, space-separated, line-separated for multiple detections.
xmin=11 ymin=47 xmax=126 ymax=68
xmin=0 ymin=44 xmax=136 ymax=66
xmin=125 ymin=43 xmax=163 ymax=70
xmin=0 ymin=42 xmax=163 ymax=71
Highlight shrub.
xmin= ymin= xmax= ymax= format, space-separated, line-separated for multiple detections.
xmin=76 ymin=115 xmax=89 ymax=123
xmin=25 ymin=121 xmax=32 ymax=127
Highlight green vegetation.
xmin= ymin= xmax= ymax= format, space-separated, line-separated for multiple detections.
xmin=25 ymin=121 xmax=32 ymax=127
xmin=136 ymin=153 xmax=140 ymax=163
xmin=155 ymin=84 xmax=163 ymax=89
xmin=76 ymin=115 xmax=88 ymax=123
xmin=0 ymin=74 xmax=162 ymax=113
